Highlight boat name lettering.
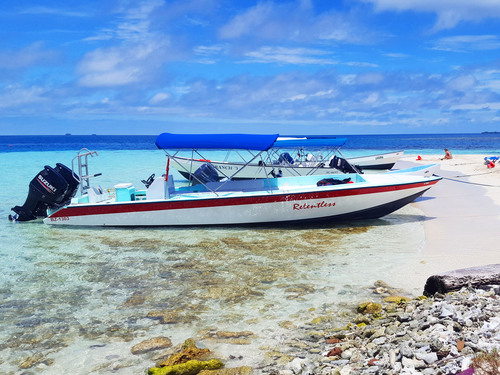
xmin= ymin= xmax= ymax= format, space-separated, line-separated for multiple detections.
xmin=38 ymin=175 xmax=57 ymax=193
xmin=215 ymin=165 xmax=237 ymax=171
xmin=293 ymin=201 xmax=335 ymax=210
xmin=49 ymin=216 xmax=70 ymax=221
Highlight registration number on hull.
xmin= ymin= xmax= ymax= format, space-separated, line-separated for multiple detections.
xmin=49 ymin=216 xmax=70 ymax=222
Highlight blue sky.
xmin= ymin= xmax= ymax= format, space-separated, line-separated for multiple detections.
xmin=1 ymin=0 xmax=500 ymax=135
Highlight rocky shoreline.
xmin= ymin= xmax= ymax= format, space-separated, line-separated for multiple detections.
xmin=137 ymin=281 xmax=500 ymax=375
xmin=257 ymin=283 xmax=500 ymax=375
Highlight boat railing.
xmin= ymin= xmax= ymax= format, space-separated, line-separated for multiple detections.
xmin=72 ymin=148 xmax=101 ymax=195
xmin=165 ymin=148 xmax=278 ymax=195
xmin=265 ymin=145 xmax=363 ymax=176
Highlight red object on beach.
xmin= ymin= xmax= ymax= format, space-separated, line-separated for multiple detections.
xmin=416 ymin=155 xmax=422 ymax=160
xmin=326 ymin=347 xmax=342 ymax=357
xmin=487 ymin=161 xmax=495 ymax=168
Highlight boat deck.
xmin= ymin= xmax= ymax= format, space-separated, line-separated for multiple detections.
xmin=70 ymin=173 xmax=367 ymax=205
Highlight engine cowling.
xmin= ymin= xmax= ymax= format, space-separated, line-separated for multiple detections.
xmin=11 ymin=163 xmax=80 ymax=222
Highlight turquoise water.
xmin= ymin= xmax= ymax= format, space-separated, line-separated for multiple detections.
xmin=0 ymin=135 xmax=496 ymax=374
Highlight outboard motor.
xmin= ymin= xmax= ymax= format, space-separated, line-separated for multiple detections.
xmin=278 ymin=152 xmax=294 ymax=165
xmin=329 ymin=156 xmax=363 ymax=174
xmin=192 ymin=163 xmax=219 ymax=185
xmin=55 ymin=163 xmax=81 ymax=203
xmin=10 ymin=163 xmax=80 ymax=222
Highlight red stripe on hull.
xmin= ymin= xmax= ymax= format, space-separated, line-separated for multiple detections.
xmin=48 ymin=179 xmax=438 ymax=219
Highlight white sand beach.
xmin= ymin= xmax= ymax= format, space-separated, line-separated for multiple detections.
xmin=393 ymin=154 xmax=500 ymax=294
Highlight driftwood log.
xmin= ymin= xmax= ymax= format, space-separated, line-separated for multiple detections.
xmin=423 ymin=264 xmax=500 ymax=296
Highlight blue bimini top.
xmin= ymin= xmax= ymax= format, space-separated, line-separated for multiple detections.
xmin=155 ymin=133 xmax=279 ymax=151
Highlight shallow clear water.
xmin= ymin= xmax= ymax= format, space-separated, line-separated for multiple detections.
xmin=0 ymin=148 xmax=432 ymax=374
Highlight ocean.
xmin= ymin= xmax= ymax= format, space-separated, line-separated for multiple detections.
xmin=0 ymin=133 xmax=499 ymax=374
xmin=2 ymin=132 xmax=500 ymax=154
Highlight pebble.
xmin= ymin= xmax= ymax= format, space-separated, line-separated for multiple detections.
xmin=130 ymin=336 xmax=172 ymax=355
xmin=259 ymin=285 xmax=500 ymax=374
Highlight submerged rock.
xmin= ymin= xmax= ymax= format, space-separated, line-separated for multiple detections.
xmin=147 ymin=339 xmax=253 ymax=375
xmin=19 ymin=352 xmax=54 ymax=369
xmin=356 ymin=302 xmax=382 ymax=314
xmin=156 ymin=339 xmax=212 ymax=367
xmin=148 ymin=359 xmax=224 ymax=375
xmin=131 ymin=336 xmax=172 ymax=355
xmin=147 ymin=310 xmax=184 ymax=324
xmin=121 ymin=291 xmax=146 ymax=307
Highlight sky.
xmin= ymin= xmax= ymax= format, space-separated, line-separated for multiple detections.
xmin=1 ymin=0 xmax=500 ymax=135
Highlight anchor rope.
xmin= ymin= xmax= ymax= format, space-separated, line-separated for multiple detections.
xmin=434 ymin=169 xmax=500 ymax=188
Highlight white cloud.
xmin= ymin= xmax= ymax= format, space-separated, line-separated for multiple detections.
xmin=244 ymin=46 xmax=337 ymax=65
xmin=384 ymin=53 xmax=410 ymax=58
xmin=345 ymin=61 xmax=379 ymax=68
xmin=364 ymin=0 xmax=500 ymax=30
xmin=0 ymin=85 xmax=47 ymax=109
xmin=77 ymin=39 xmax=169 ymax=87
xmin=19 ymin=6 xmax=89 ymax=17
xmin=219 ymin=3 xmax=274 ymax=39
xmin=451 ymin=102 xmax=500 ymax=110
xmin=194 ymin=45 xmax=226 ymax=56
xmin=150 ymin=92 xmax=171 ymax=104
xmin=312 ymin=89 xmax=336 ymax=97
xmin=0 ymin=42 xmax=57 ymax=70
xmin=284 ymin=94 xmax=307 ymax=102
xmin=432 ymin=35 xmax=500 ymax=52
xmin=363 ymin=92 xmax=380 ymax=104
xmin=355 ymin=73 xmax=385 ymax=85
xmin=446 ymin=75 xmax=477 ymax=91
xmin=219 ymin=1 xmax=371 ymax=44
xmin=193 ymin=45 xmax=227 ymax=63
xmin=86 ymin=0 xmax=163 ymax=43
xmin=77 ymin=1 xmax=173 ymax=88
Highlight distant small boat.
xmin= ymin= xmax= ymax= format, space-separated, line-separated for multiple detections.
xmin=65 ymin=133 xmax=71 ymax=136
xmin=345 ymin=151 xmax=404 ymax=170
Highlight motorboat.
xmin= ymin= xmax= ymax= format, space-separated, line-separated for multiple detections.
xmin=10 ymin=133 xmax=441 ymax=227
xmin=347 ymin=150 xmax=403 ymax=169
xmin=170 ymin=136 xmax=404 ymax=181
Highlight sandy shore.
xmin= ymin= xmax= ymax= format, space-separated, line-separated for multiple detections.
xmin=392 ymin=154 xmax=500 ymax=294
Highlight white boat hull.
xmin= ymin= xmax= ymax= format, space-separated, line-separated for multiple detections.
xmin=347 ymin=151 xmax=404 ymax=169
xmin=44 ymin=174 xmax=440 ymax=227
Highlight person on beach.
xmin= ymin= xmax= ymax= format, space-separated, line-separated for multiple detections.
xmin=441 ymin=148 xmax=452 ymax=160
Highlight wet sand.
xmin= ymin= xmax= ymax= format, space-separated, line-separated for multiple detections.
xmin=393 ymin=154 xmax=500 ymax=294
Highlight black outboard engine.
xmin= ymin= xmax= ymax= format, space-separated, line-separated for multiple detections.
xmin=192 ymin=163 xmax=219 ymax=185
xmin=329 ymin=156 xmax=363 ymax=174
xmin=278 ymin=152 xmax=294 ymax=165
xmin=10 ymin=163 xmax=80 ymax=222
xmin=55 ymin=163 xmax=81 ymax=203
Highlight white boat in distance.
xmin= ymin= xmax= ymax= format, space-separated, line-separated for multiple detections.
xmin=347 ymin=151 xmax=403 ymax=169
xmin=170 ymin=137 xmax=404 ymax=182
xmin=10 ymin=133 xmax=440 ymax=227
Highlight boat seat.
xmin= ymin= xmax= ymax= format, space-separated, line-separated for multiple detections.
xmin=146 ymin=175 xmax=175 ymax=200
xmin=87 ymin=185 xmax=108 ymax=203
